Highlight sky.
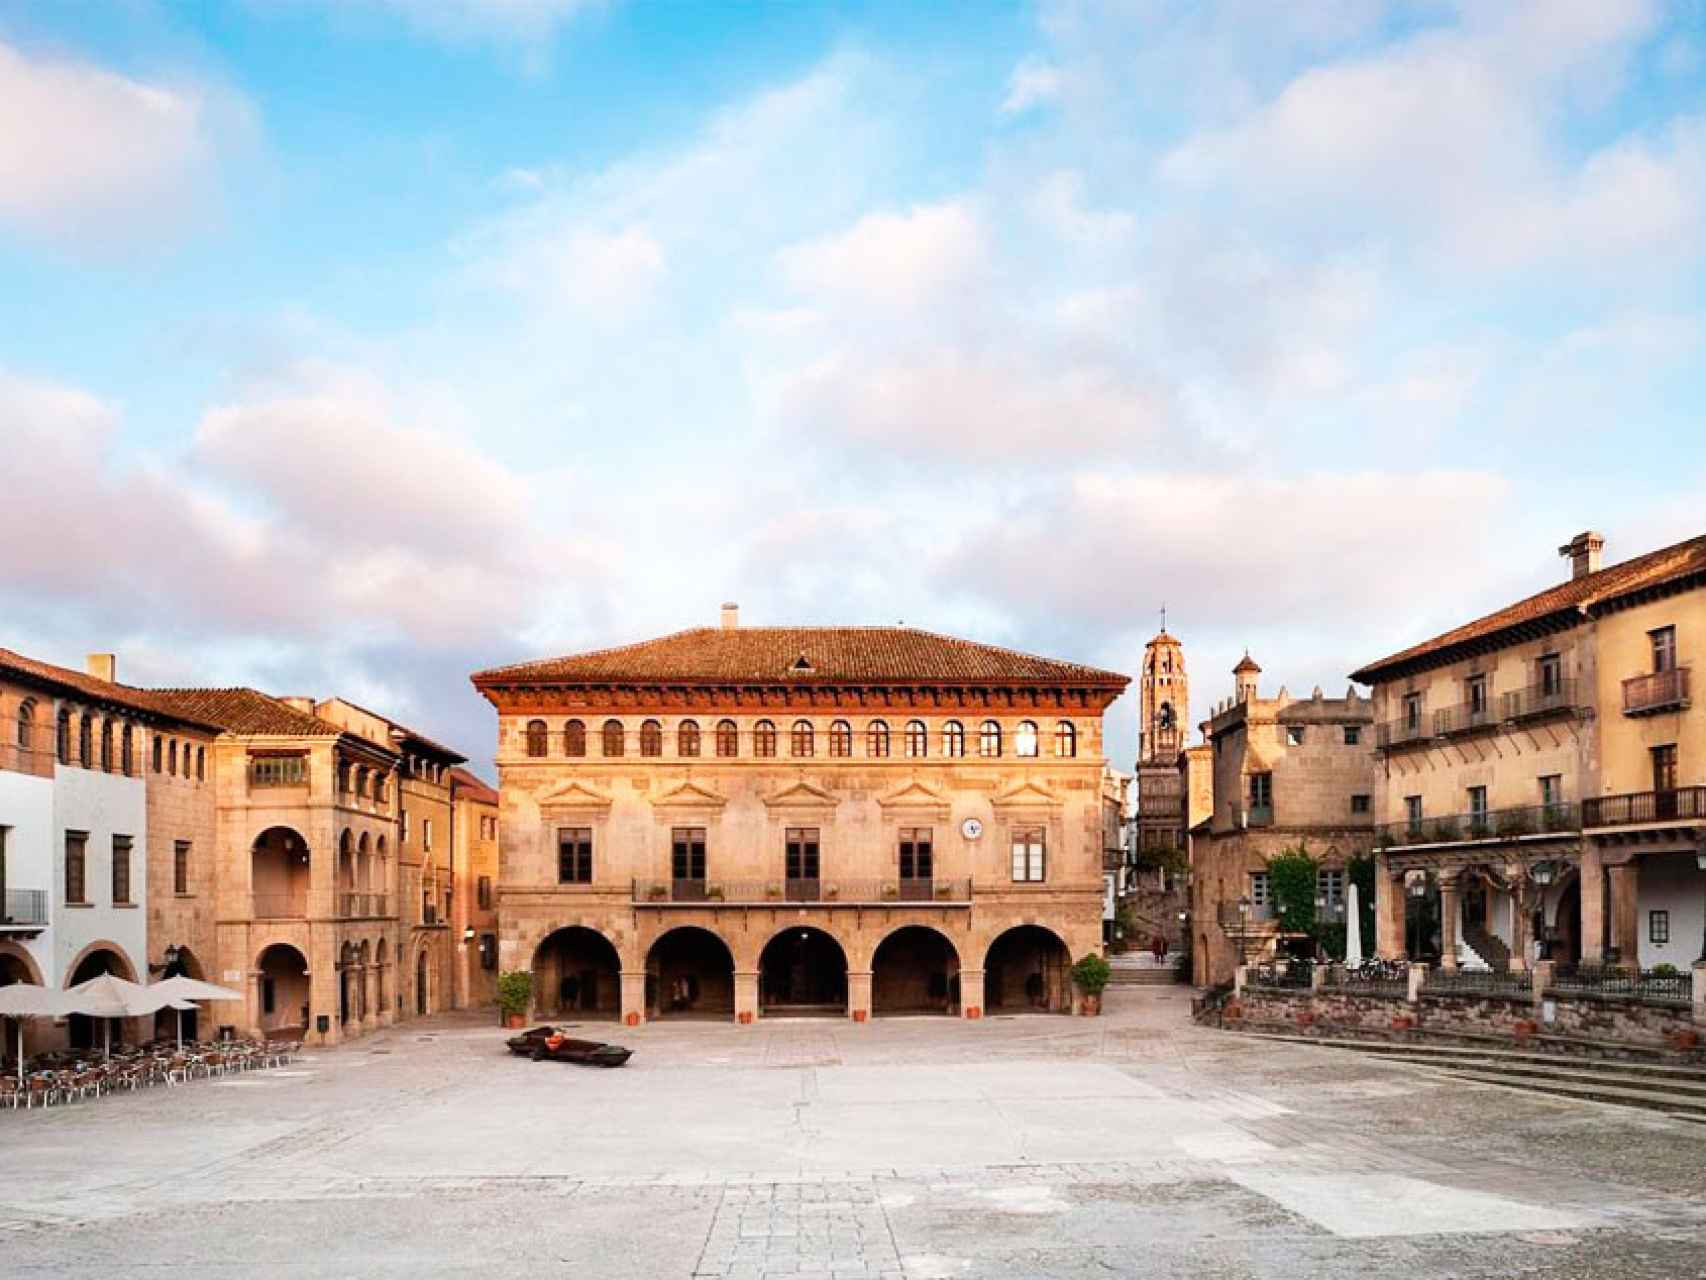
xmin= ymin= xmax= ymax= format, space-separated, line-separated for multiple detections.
xmin=2 ymin=0 xmax=1704 ymax=777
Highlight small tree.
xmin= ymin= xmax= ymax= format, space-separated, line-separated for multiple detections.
xmin=497 ymin=970 xmax=532 ymax=1020
xmin=1071 ymin=953 xmax=1111 ymax=996
xmin=1266 ymin=843 xmax=1319 ymax=937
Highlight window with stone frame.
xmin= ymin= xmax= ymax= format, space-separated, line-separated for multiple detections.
xmin=152 ymin=733 xmax=163 ymax=773
xmin=829 ymin=720 xmax=853 ymax=757
xmin=640 ymin=719 xmax=663 ymax=757
xmin=1343 ymin=725 xmax=1361 ymax=746
xmin=979 ymin=720 xmax=1002 ymax=757
xmin=791 ymin=719 xmax=814 ymax=757
xmin=557 ymin=827 xmax=593 ymax=883
xmin=564 ymin=719 xmax=586 ymax=757
xmin=65 ymin=831 xmax=87 ymax=904
xmin=99 ymin=719 xmax=113 ymax=772
xmin=867 ymin=720 xmax=890 ymax=757
xmin=678 ymin=720 xmax=700 ymax=757
xmin=112 ymin=835 xmax=132 ymax=904
xmin=671 ymin=827 xmax=707 ymax=884
xmin=1402 ymin=693 xmax=1422 ymax=731
xmin=942 ymin=720 xmax=965 ymax=757
xmin=602 ymin=719 xmax=625 ymax=757
xmin=121 ymin=724 xmax=134 ymax=775
xmin=1405 ymin=794 xmax=1423 ymax=832
xmin=525 ymin=720 xmax=547 ymax=757
xmin=716 ymin=719 xmax=739 ymax=757
xmin=78 ymin=713 xmax=91 ymax=767
xmin=753 ymin=719 xmax=777 ymax=757
xmin=1010 ymin=825 xmax=1045 ymax=882
xmin=1285 ymin=725 xmax=1304 ymax=746
xmin=904 ymin=719 xmax=927 ymax=758
xmin=1651 ymin=625 xmax=1677 ymax=673
xmin=899 ymin=827 xmax=933 ymax=881
xmin=174 ymin=840 xmax=190 ymax=895
xmin=1650 ymin=910 xmax=1670 ymax=944
xmin=15 ymin=698 xmax=32 ymax=751
xmin=1350 ymin=793 xmax=1371 ymax=814
xmin=785 ymin=827 xmax=820 ymax=882
xmin=1054 ymin=720 xmax=1076 ymax=757
xmin=1015 ymin=720 xmax=1039 ymax=757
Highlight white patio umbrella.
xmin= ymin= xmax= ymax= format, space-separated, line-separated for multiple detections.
xmin=0 ymin=984 xmax=68 ymax=1085
xmin=63 ymin=974 xmax=189 ymax=1058
xmin=148 ymin=976 xmax=244 ymax=1049
xmin=1345 ymin=881 xmax=1364 ymax=968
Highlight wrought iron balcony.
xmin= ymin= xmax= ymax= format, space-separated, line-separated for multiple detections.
xmin=1432 ymin=702 xmax=1497 ymax=737
xmin=1375 ymin=717 xmax=1430 ymax=748
xmin=1501 ymin=678 xmax=1579 ymax=721
xmin=1216 ymin=900 xmax=1275 ymax=929
xmin=1583 ymin=786 xmax=1706 ymax=828
xmin=631 ymin=877 xmax=973 ymax=905
xmin=1622 ymin=667 xmax=1690 ymax=715
xmin=336 ymin=892 xmax=390 ymax=919
xmin=1376 ymin=802 xmax=1580 ymax=848
xmin=0 ymin=889 xmax=47 ymax=929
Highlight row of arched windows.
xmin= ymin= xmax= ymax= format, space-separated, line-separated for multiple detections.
xmin=37 ymin=702 xmax=205 ymax=780
xmin=336 ymin=760 xmax=390 ymax=805
xmin=525 ymin=717 xmax=1078 ymax=760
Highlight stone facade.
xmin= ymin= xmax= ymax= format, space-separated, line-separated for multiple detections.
xmin=450 ymin=768 xmax=500 ymax=1009
xmin=472 ymin=612 xmax=1129 ymax=1023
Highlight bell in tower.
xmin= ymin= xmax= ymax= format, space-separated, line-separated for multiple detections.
xmin=1139 ymin=618 xmax=1189 ymax=767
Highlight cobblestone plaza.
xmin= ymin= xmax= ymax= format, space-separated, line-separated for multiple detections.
xmin=5 ymin=989 xmax=1706 ymax=1278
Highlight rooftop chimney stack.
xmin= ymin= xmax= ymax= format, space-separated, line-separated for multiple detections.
xmin=720 ymin=602 xmax=740 ymax=631
xmin=86 ymin=653 xmax=115 ymax=683
xmin=1558 ymin=531 xmax=1605 ymax=581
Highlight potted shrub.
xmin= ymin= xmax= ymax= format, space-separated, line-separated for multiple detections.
xmin=765 ymin=884 xmax=782 ymax=900
xmin=824 ymin=884 xmax=840 ymax=901
xmin=1071 ymin=953 xmax=1111 ymax=1016
xmin=647 ymin=884 xmax=668 ymax=902
xmin=881 ymin=884 xmax=898 ymax=901
xmin=497 ymin=970 xmax=532 ymax=1030
xmin=935 ymin=883 xmax=953 ymax=900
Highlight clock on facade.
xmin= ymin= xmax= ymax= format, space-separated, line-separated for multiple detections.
xmin=960 ymin=817 xmax=984 ymax=840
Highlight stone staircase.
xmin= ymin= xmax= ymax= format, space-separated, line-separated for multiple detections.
xmin=1247 ymin=1034 xmax=1706 ymax=1126
xmin=1107 ymin=951 xmax=1178 ymax=987
xmin=1462 ymin=921 xmax=1511 ymax=972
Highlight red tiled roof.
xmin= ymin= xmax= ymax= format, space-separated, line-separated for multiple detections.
xmin=147 ymin=688 xmax=350 ymax=738
xmin=1352 ymin=533 xmax=1706 ymax=683
xmin=449 ymin=766 xmax=499 ymax=804
xmin=0 ymin=647 xmax=221 ymax=730
xmin=472 ymin=626 xmax=1129 ymax=689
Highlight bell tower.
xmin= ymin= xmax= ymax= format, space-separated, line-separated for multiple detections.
xmin=1139 ymin=620 xmax=1188 ymax=767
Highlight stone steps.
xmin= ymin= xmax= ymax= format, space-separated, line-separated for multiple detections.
xmin=1107 ymin=969 xmax=1177 ymax=986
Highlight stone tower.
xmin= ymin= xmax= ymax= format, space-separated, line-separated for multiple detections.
xmin=1139 ymin=628 xmax=1188 ymax=767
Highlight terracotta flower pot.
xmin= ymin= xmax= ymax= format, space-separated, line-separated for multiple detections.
xmin=1079 ymin=994 xmax=1102 ymax=1017
xmin=503 ymin=1012 xmax=526 ymax=1030
xmin=965 ymin=1006 xmax=982 ymax=1020
xmin=1391 ymin=1015 xmax=1415 ymax=1031
xmin=737 ymin=1010 xmax=754 ymax=1025
xmin=624 ymin=1012 xmax=641 ymax=1027
xmin=1670 ymin=1029 xmax=1699 ymax=1050
xmin=1513 ymin=1019 xmax=1539 ymax=1038
xmin=852 ymin=1009 xmax=868 ymax=1023
xmin=1295 ymin=1011 xmax=1316 ymax=1027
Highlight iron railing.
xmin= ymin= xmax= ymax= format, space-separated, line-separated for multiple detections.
xmin=1551 ymin=965 xmax=1692 ymax=1005
xmin=1433 ymin=701 xmax=1497 ymax=737
xmin=1424 ymin=968 xmax=1533 ymax=997
xmin=1502 ymin=679 xmax=1579 ymax=721
xmin=631 ymin=877 xmax=973 ymax=905
xmin=1376 ymin=802 xmax=1579 ymax=848
xmin=1216 ymin=900 xmax=1275 ymax=928
xmin=0 ymin=889 xmax=47 ymax=927
xmin=1324 ymin=965 xmax=1408 ymax=998
xmin=1583 ymin=787 xmax=1706 ymax=828
xmin=1376 ymin=716 xmax=1430 ymax=748
xmin=1623 ymin=667 xmax=1690 ymax=715
xmin=336 ymin=892 xmax=390 ymax=918
xmin=1249 ymin=960 xmax=1312 ymax=990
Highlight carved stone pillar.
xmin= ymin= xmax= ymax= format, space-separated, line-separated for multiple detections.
xmin=1438 ymin=876 xmax=1461 ymax=972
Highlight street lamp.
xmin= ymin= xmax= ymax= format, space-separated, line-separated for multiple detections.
xmin=1237 ymin=895 xmax=1252 ymax=966
xmin=1406 ymin=874 xmax=1428 ymax=960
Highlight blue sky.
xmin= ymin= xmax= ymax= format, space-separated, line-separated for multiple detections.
xmin=2 ymin=0 xmax=1704 ymax=773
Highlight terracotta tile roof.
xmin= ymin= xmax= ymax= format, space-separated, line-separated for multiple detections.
xmin=1352 ymin=532 xmax=1706 ymax=683
xmin=146 ymin=688 xmax=349 ymax=738
xmin=0 ymin=647 xmax=221 ymax=730
xmin=449 ymin=766 xmax=499 ymax=804
xmin=473 ymin=626 xmax=1129 ymax=689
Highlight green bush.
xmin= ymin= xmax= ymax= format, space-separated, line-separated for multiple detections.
xmin=497 ymin=969 xmax=532 ymax=1018
xmin=1071 ymin=953 xmax=1112 ymax=996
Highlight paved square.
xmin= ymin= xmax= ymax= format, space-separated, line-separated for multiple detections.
xmin=4 ymin=989 xmax=1706 ymax=1278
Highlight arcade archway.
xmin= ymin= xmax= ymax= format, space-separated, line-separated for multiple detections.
xmin=871 ymin=926 xmax=960 ymax=1015
xmin=984 ymin=925 xmax=1071 ymax=1014
xmin=759 ymin=927 xmax=847 ymax=1016
xmin=646 ymin=927 xmax=735 ymax=1019
xmin=532 ymin=927 xmax=621 ymax=1020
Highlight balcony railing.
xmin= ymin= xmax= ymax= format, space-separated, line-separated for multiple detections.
xmin=0 ymin=889 xmax=47 ymax=928
xmin=1376 ymin=717 xmax=1429 ymax=748
xmin=631 ymin=878 xmax=973 ymax=905
xmin=1623 ymin=667 xmax=1690 ymax=715
xmin=1376 ymin=802 xmax=1580 ymax=848
xmin=1584 ymin=787 xmax=1706 ymax=828
xmin=1501 ymin=678 xmax=1579 ymax=721
xmin=1380 ymin=681 xmax=1581 ymax=749
xmin=337 ymin=892 xmax=390 ymax=918
xmin=251 ymin=894 xmax=307 ymax=919
xmin=1216 ymin=900 xmax=1275 ymax=929
xmin=1433 ymin=701 xmax=1496 ymax=736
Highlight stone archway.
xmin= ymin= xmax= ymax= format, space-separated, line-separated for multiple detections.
xmin=646 ymin=926 xmax=735 ymax=1019
xmin=759 ymin=926 xmax=847 ymax=1015
xmin=66 ymin=945 xmax=136 ymax=1049
xmin=0 ymin=946 xmax=42 ymax=1061
xmin=252 ymin=826 xmax=311 ymax=918
xmin=415 ymin=944 xmax=430 ymax=1017
xmin=871 ymin=926 xmax=960 ymax=1015
xmin=532 ymin=927 xmax=621 ymax=1020
xmin=257 ymin=943 xmax=310 ymax=1039
xmin=984 ymin=925 xmax=1071 ymax=1014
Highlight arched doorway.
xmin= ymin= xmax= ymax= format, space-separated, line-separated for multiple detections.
xmin=646 ymin=927 xmax=734 ymax=1019
xmin=375 ymin=939 xmax=389 ymax=1016
xmin=533 ymin=927 xmax=621 ymax=1020
xmin=153 ymin=946 xmax=206 ymax=1042
xmin=252 ymin=826 xmax=310 ymax=918
xmin=759 ymin=927 xmax=847 ymax=1016
xmin=357 ymin=941 xmax=370 ymax=1021
xmin=67 ymin=946 xmax=136 ymax=1049
xmin=1552 ymin=879 xmax=1582 ymax=964
xmin=257 ymin=943 xmax=310 ymax=1039
xmin=871 ymin=926 xmax=960 ymax=1015
xmin=340 ymin=942 xmax=358 ymax=1026
xmin=985 ymin=926 xmax=1071 ymax=1013
xmin=416 ymin=946 xmax=429 ymax=1016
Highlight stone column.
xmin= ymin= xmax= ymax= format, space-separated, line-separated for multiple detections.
xmin=1608 ymin=861 xmax=1641 ymax=970
xmin=1530 ymin=960 xmax=1555 ymax=1014
xmin=733 ymin=970 xmax=760 ymax=1024
xmin=959 ymin=969 xmax=986 ymax=1019
xmin=1580 ymin=844 xmax=1605 ymax=962
xmin=1374 ymin=857 xmax=1405 ymax=957
xmin=1406 ymin=962 xmax=1427 ymax=1004
xmin=1692 ymin=960 xmax=1706 ymax=1029
xmin=1438 ymin=877 xmax=1461 ymax=972
xmin=1509 ymin=879 xmax=1532 ymax=972
xmin=847 ymin=970 xmax=872 ymax=1023
xmin=619 ymin=969 xmax=647 ymax=1027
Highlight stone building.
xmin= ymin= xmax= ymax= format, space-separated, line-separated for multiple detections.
xmin=1353 ymin=530 xmax=1706 ymax=973
xmin=450 ymin=767 xmax=500 ymax=1009
xmin=470 ymin=607 xmax=1129 ymax=1023
xmin=1190 ymin=656 xmax=1375 ymax=986
xmin=1127 ymin=628 xmax=1192 ymax=948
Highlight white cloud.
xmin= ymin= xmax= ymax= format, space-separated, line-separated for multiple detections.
xmin=353 ymin=0 xmax=602 ymax=48
xmin=0 ymin=40 xmax=247 ymax=248
xmin=777 ymin=202 xmax=988 ymax=308
xmin=1001 ymin=58 xmax=1062 ymax=115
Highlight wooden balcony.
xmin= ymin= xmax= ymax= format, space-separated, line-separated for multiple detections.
xmin=1622 ymin=667 xmax=1690 ymax=716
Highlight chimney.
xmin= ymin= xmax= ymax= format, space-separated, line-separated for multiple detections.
xmin=720 ymin=601 xmax=739 ymax=631
xmin=1558 ymin=531 xmax=1605 ymax=581
xmin=280 ymin=696 xmax=317 ymax=715
xmin=86 ymin=653 xmax=116 ymax=683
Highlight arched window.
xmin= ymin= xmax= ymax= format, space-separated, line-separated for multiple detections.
xmin=867 ymin=719 xmax=890 ymax=758
xmin=16 ymin=698 xmax=33 ymax=750
xmin=904 ymin=719 xmax=927 ymax=757
xmin=716 ymin=719 xmax=739 ymax=757
xmin=1055 ymin=720 xmax=1077 ymax=757
xmin=640 ymin=719 xmax=663 ymax=757
xmin=753 ymin=720 xmax=777 ymax=757
xmin=121 ymin=724 xmax=134 ymax=776
xmin=78 ymin=713 xmax=92 ymax=767
xmin=168 ymin=739 xmax=178 ymax=776
xmin=525 ymin=719 xmax=548 ymax=757
xmin=99 ymin=719 xmax=113 ymax=772
xmin=979 ymin=720 xmax=1002 ymax=757
xmin=337 ymin=760 xmax=351 ymax=794
xmin=602 ymin=719 xmax=625 ymax=757
xmin=58 ymin=710 xmax=71 ymax=765
xmin=564 ymin=719 xmax=586 ymax=757
xmin=791 ymin=719 xmax=814 ymax=757
xmin=829 ymin=720 xmax=852 ymax=757
xmin=355 ymin=765 xmax=368 ymax=797
xmin=942 ymin=721 xmax=965 ymax=757
xmin=152 ymin=734 xmax=163 ymax=773
xmin=196 ymin=746 xmax=206 ymax=780
xmin=1015 ymin=720 xmax=1039 ymax=758
xmin=678 ymin=720 xmax=700 ymax=757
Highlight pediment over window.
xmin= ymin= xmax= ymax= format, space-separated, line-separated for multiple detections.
xmin=876 ymin=778 xmax=951 ymax=815
xmin=536 ymin=779 xmax=614 ymax=813
xmin=653 ymin=779 xmax=729 ymax=810
xmin=761 ymin=778 xmax=839 ymax=810
xmin=991 ymin=778 xmax=1062 ymax=813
